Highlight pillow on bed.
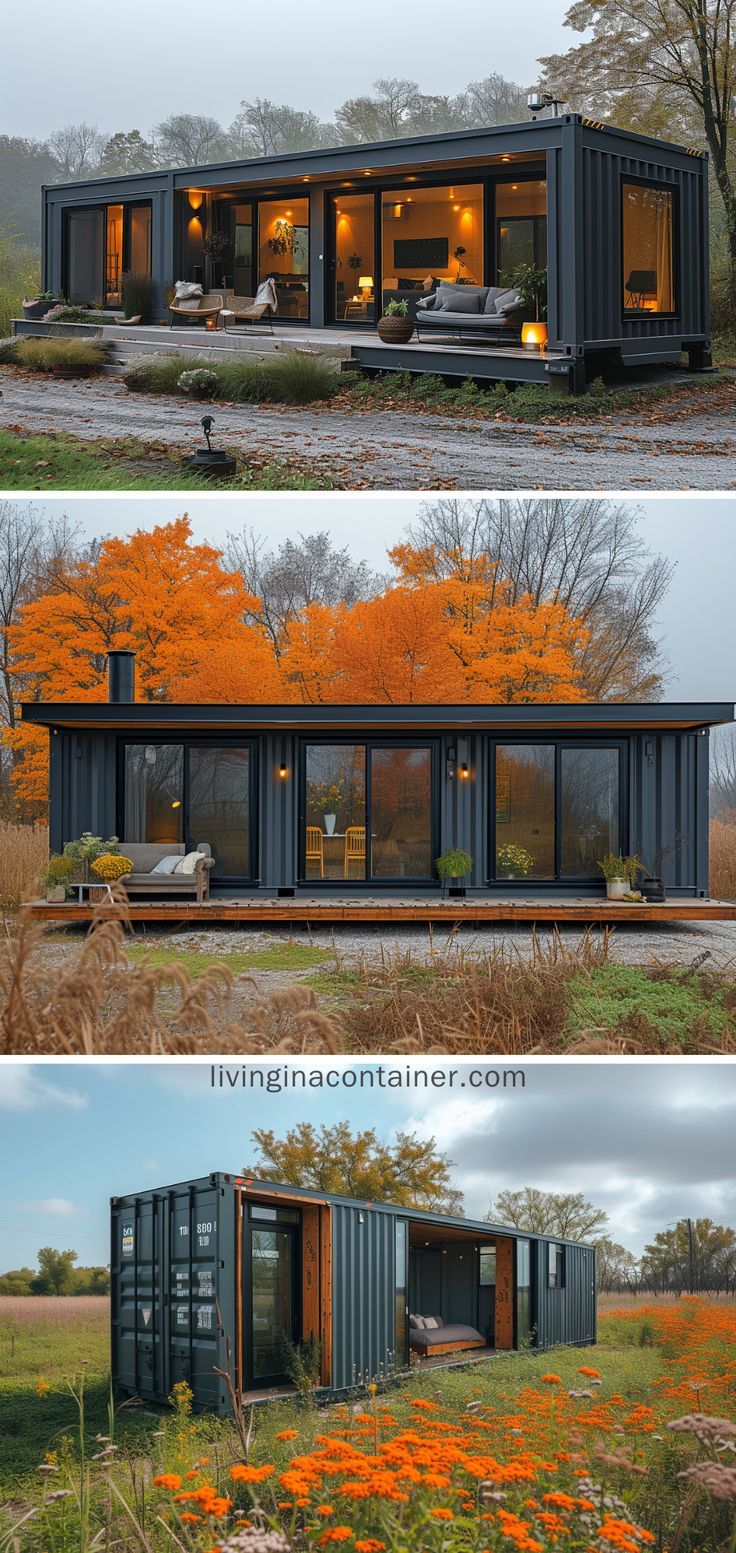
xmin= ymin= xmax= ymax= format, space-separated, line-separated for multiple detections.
xmin=409 ymin=1314 xmax=426 ymax=1329
xmin=423 ymin=1316 xmax=439 ymax=1329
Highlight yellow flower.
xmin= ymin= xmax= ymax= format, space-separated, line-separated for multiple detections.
xmin=36 ymin=1379 xmax=50 ymax=1397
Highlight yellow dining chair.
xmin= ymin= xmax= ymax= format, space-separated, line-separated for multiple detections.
xmin=344 ymin=826 xmax=366 ymax=880
xmin=305 ymin=826 xmax=324 ymax=879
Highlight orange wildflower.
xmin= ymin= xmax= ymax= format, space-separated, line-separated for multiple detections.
xmin=317 ymin=1529 xmax=354 ymax=1544
xmin=541 ymin=1374 xmax=563 ymax=1385
xmin=153 ymin=1474 xmax=182 ymax=1491
xmin=431 ymin=1507 xmax=454 ymax=1520
xmin=354 ymin=1542 xmax=386 ymax=1552
xmin=230 ymin=1463 xmax=275 ymax=1483
xmin=276 ymin=1430 xmax=299 ymax=1441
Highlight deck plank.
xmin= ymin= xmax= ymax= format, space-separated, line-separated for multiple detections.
xmin=24 ymin=897 xmax=736 ymax=924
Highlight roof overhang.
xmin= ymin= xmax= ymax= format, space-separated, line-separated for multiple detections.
xmin=21 ymin=701 xmax=736 ymax=732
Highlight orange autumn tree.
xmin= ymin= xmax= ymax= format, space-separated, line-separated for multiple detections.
xmin=6 ymin=530 xmax=588 ymax=814
xmin=5 ymin=517 xmax=284 ymax=810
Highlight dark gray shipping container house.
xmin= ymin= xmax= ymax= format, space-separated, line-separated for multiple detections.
xmin=110 ymin=1174 xmax=597 ymax=1412
xmin=22 ymin=655 xmax=735 ymax=920
xmin=37 ymin=113 xmax=712 ymax=391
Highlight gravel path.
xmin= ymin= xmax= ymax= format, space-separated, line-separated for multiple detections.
xmin=2 ymin=371 xmax=736 ymax=489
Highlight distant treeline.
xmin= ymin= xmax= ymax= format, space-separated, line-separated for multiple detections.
xmin=0 ymin=1247 xmax=109 ymax=1296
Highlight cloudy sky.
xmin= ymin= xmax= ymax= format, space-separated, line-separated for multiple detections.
xmin=1 ymin=1060 xmax=733 ymax=1269
xmin=33 ymin=496 xmax=736 ymax=701
xmin=4 ymin=2 xmax=574 ymax=142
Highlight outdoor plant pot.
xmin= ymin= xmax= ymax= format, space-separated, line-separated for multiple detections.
xmin=46 ymin=886 xmax=67 ymax=903
xmin=88 ymin=885 xmax=109 ymax=903
xmin=22 ymin=297 xmax=61 ymax=320
xmin=606 ymin=878 xmax=628 ymax=900
xmin=324 ymin=813 xmax=337 ymax=836
xmin=640 ymin=875 xmax=666 ymax=902
xmin=377 ymin=314 xmax=415 ymax=344
xmin=50 ymin=364 xmax=96 ymax=379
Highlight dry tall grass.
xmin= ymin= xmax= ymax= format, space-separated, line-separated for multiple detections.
xmin=0 ymin=1294 xmax=109 ymax=1322
xmin=0 ymin=822 xmax=48 ymax=912
xmin=710 ymin=818 xmax=736 ymax=900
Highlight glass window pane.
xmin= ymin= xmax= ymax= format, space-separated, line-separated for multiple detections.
xmin=124 ymin=744 xmax=183 ymax=845
xmin=188 ymin=746 xmax=251 ymax=879
xmin=381 ymin=183 xmax=483 ymax=316
xmin=623 ymin=182 xmax=674 ymax=312
xmin=560 ymin=747 xmax=619 ymax=878
xmin=128 ymin=204 xmax=152 ymax=275
xmin=234 ymin=203 xmax=253 ymax=295
xmin=516 ymin=1238 xmax=532 ymax=1346
xmin=480 ymin=1247 xmax=496 ymax=1286
xmin=106 ymin=205 xmax=123 ymax=306
xmin=371 ymin=747 xmax=432 ymax=879
xmin=251 ymin=1227 xmax=294 ymax=1380
xmin=259 ymin=197 xmax=309 ymax=318
xmin=495 ymin=746 xmax=554 ymax=879
xmin=496 ymin=179 xmax=547 ymax=277
xmin=305 ymin=745 xmax=366 ymax=881
xmin=395 ymin=1221 xmax=408 ymax=1364
xmin=67 ymin=209 xmax=105 ymax=304
xmin=333 ymin=193 xmax=375 ymax=321
xmin=250 ymin=1204 xmax=300 ymax=1223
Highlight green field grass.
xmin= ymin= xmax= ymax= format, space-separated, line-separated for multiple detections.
xmin=0 ymin=427 xmax=333 ymax=490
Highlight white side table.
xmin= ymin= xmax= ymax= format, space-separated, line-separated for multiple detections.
xmin=220 ymin=309 xmax=235 ymax=332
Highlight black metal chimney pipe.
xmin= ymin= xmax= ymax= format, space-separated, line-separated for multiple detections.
xmin=108 ymin=650 xmax=135 ymax=703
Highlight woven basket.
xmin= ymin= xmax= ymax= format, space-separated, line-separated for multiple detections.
xmin=377 ymin=314 xmax=415 ymax=344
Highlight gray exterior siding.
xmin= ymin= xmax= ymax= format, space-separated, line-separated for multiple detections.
xmin=535 ymin=1241 xmax=597 ymax=1350
xmin=40 ymin=115 xmax=710 ymax=370
xmin=47 ymin=720 xmax=716 ymax=897
xmin=331 ymin=1203 xmax=397 ymax=1390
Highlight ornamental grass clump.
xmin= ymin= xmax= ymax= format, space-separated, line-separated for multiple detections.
xmin=15 ymin=336 xmax=109 ymax=373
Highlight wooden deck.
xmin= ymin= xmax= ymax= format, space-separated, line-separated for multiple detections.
xmin=25 ymin=895 xmax=736 ymax=925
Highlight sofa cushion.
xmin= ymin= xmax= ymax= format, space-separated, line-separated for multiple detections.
xmin=150 ymin=854 xmax=182 ymax=875
xmin=494 ymin=288 xmax=523 ymax=316
xmin=121 ymin=842 xmax=185 ymax=873
xmin=436 ymin=282 xmax=488 ymax=311
xmin=175 ymin=850 xmax=207 ymax=875
xmin=441 ymin=289 xmax=481 ymax=314
xmin=483 ymin=287 xmax=507 ymax=315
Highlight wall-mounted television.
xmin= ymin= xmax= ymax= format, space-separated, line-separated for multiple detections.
xmin=393 ymin=237 xmax=449 ymax=268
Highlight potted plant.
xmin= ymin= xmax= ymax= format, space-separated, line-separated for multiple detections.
xmin=436 ymin=847 xmax=473 ymax=898
xmin=89 ymin=851 xmax=133 ymax=902
xmin=495 ymin=843 xmax=534 ymax=879
xmin=178 ymin=367 xmax=219 ymax=401
xmin=41 ymin=853 xmax=74 ymax=903
xmin=501 ymin=262 xmax=548 ymax=350
xmin=597 ymin=853 xmax=641 ymax=900
xmin=638 ymin=847 xmax=671 ymax=902
xmin=62 ymin=831 xmax=121 ymax=884
xmin=22 ymin=290 xmax=63 ymax=321
xmin=377 ymin=298 xmax=415 ymax=344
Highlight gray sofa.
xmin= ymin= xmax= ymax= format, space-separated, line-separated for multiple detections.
xmin=120 ymin=842 xmax=214 ymax=902
xmin=415 ymin=281 xmax=528 ymax=342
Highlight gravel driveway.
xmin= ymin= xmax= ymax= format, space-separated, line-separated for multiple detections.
xmin=2 ymin=372 xmax=736 ymax=489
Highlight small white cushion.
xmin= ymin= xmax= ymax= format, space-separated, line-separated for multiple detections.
xmin=174 ymin=281 xmax=203 ymax=301
xmin=174 ymin=851 xmax=206 ymax=875
xmin=409 ymin=1314 xmax=426 ymax=1329
xmin=150 ymin=855 xmax=183 ymax=876
xmin=423 ymin=1316 xmax=439 ymax=1329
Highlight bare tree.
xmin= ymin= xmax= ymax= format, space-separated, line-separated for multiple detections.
xmin=153 ymin=113 xmax=228 ymax=168
xmin=463 ymin=73 xmax=529 ymax=126
xmin=228 ymin=100 xmax=337 ymax=158
xmin=225 ymin=529 xmax=384 ymax=652
xmin=594 ymin=1236 xmax=640 ymax=1293
xmin=406 ymin=498 xmax=673 ymax=700
xmin=335 ymin=77 xmax=423 ymax=142
xmin=487 ymin=1187 xmax=608 ymax=1240
xmin=47 ymin=122 xmax=104 ymax=180
xmin=711 ymin=726 xmax=736 ymax=818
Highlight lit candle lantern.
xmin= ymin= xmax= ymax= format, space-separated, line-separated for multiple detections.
xmin=521 ymin=321 xmax=549 ymax=351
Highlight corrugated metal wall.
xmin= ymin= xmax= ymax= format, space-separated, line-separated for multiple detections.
xmin=581 ymin=143 xmax=708 ymax=346
xmin=331 ymin=1204 xmax=397 ymax=1389
xmin=535 ymin=1241 xmax=597 ymax=1349
xmin=629 ymin=731 xmax=708 ymax=894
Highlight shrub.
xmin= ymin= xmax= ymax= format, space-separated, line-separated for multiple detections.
xmin=41 ymin=853 xmax=75 ymax=896
xmin=62 ymin=832 xmax=121 ymax=877
xmin=0 ymin=232 xmax=40 ymax=336
xmin=44 ymin=305 xmax=116 ymax=325
xmin=123 ymin=349 xmax=338 ymax=405
xmin=122 ymin=353 xmax=203 ymax=393
xmin=121 ymin=270 xmax=155 ymax=322
xmin=0 ymin=337 xmax=19 ymax=364
xmin=178 ymin=367 xmax=219 ymax=397
xmin=15 ymin=337 xmax=109 ymax=373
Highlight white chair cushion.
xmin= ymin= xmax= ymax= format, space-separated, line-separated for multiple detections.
xmin=174 ymin=851 xmax=207 ymax=875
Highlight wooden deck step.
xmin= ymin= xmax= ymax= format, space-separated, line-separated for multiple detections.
xmin=24 ymin=897 xmax=736 ymax=925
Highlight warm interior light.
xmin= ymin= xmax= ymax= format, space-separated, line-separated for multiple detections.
xmin=278 ymin=763 xmax=288 ymax=779
xmin=206 ymin=317 xmax=216 ymax=330
xmin=285 ymin=209 xmax=293 ymax=217
xmin=460 ymin=763 xmax=469 ymax=778
xmin=453 ymin=203 xmax=460 ymax=211
xmin=521 ymin=320 xmax=549 ymax=351
xmin=171 ymin=800 xmax=181 ymax=809
xmin=358 ymin=275 xmax=373 ymax=294
xmin=187 ymin=191 xmax=203 ymax=211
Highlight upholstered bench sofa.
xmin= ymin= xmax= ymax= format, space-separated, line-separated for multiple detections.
xmin=120 ymin=843 xmax=214 ymax=903
xmin=409 ymin=1314 xmax=486 ymax=1355
xmin=415 ymin=281 xmax=527 ymax=342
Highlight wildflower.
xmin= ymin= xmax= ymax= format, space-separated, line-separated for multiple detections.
xmin=230 ymin=1464 xmax=275 ymax=1483
xmin=316 ymin=1529 xmax=354 ymax=1545
xmin=431 ymin=1508 xmax=454 ymax=1520
xmin=678 ymin=1462 xmax=736 ymax=1501
xmin=181 ymin=1512 xmax=203 ymax=1524
xmin=354 ymin=1542 xmax=386 ymax=1552
xmin=578 ymin=1367 xmax=601 ymax=1379
xmin=540 ymin=1374 xmax=563 ymax=1385
xmin=218 ymin=1532 xmax=292 ymax=1553
xmin=276 ymin=1431 xmax=299 ymax=1441
xmin=36 ymin=1379 xmax=51 ymax=1397
xmin=154 ymin=1473 xmax=183 ymax=1491
xmin=316 ymin=1506 xmax=335 ymax=1516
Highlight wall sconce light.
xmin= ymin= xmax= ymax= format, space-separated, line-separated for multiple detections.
xmin=278 ymin=762 xmax=288 ymax=779
xmin=460 ymin=762 xmax=469 ymax=779
xmin=446 ymin=746 xmax=456 ymax=781
xmin=171 ymin=800 xmax=181 ymax=809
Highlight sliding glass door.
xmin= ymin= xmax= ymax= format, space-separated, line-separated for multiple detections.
xmin=301 ymin=741 xmax=437 ymax=884
xmin=121 ymin=740 xmax=255 ymax=884
xmin=65 ymin=202 xmax=152 ymax=307
xmin=248 ymin=1210 xmax=300 ymax=1386
xmin=493 ymin=742 xmax=623 ymax=883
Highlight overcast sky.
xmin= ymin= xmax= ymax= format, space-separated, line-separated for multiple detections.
xmin=0 ymin=1060 xmax=732 ymax=1269
xmin=36 ymin=495 xmax=736 ymax=701
xmin=3 ymin=2 xmax=573 ymax=142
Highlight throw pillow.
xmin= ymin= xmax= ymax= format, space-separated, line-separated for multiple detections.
xmin=441 ymin=290 xmax=480 ymax=314
xmin=174 ymin=851 xmax=206 ymax=875
xmin=150 ymin=855 xmax=183 ymax=876
xmin=423 ymin=1316 xmax=439 ymax=1329
xmin=495 ymin=289 xmax=522 ymax=316
xmin=409 ymin=1314 xmax=426 ymax=1329
xmin=174 ymin=281 xmax=203 ymax=301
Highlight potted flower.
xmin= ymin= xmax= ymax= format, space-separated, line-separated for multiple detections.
xmin=178 ymin=367 xmax=219 ymax=401
xmin=495 ymin=843 xmax=534 ymax=879
xmin=597 ymin=853 xmax=641 ymax=900
xmin=436 ymin=847 xmax=473 ymax=898
xmin=63 ymin=831 xmax=121 ymax=884
xmin=308 ymin=780 xmax=345 ymax=837
xmin=377 ymin=298 xmax=415 ymax=344
xmin=41 ymin=853 xmax=74 ymax=903
xmin=89 ymin=851 xmax=133 ymax=902
xmin=22 ymin=290 xmax=63 ymax=321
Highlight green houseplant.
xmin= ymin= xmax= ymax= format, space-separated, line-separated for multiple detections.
xmin=22 ymin=289 xmax=63 ymax=321
xmin=501 ymin=261 xmax=548 ymax=350
xmin=377 ymin=296 xmax=415 ymax=344
xmin=62 ymin=832 xmax=121 ymax=884
xmin=436 ymin=847 xmax=473 ymax=897
xmin=41 ymin=853 xmax=75 ymax=902
xmin=597 ymin=852 xmax=641 ymax=901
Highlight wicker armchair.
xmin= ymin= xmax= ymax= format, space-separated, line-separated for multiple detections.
xmin=223 ymin=294 xmax=275 ymax=332
xmin=169 ymin=292 xmax=224 ymax=328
